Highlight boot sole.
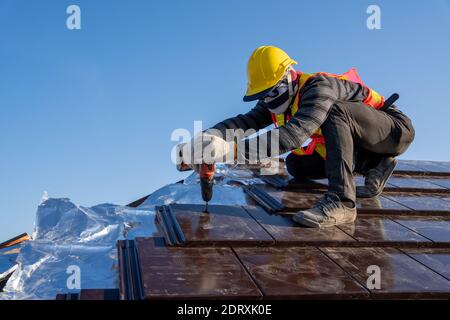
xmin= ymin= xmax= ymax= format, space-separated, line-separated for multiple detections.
xmin=356 ymin=158 xmax=398 ymax=198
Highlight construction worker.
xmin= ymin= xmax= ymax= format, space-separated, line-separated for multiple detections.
xmin=177 ymin=46 xmax=415 ymax=228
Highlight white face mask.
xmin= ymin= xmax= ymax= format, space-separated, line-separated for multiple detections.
xmin=264 ymin=70 xmax=298 ymax=115
xmin=268 ymin=94 xmax=292 ymax=115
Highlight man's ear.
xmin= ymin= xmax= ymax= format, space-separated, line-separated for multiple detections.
xmin=289 ymin=69 xmax=298 ymax=81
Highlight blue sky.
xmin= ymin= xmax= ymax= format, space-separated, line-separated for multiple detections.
xmin=1 ymin=0 xmax=449 ymax=240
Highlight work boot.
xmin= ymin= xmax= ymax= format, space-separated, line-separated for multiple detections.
xmin=292 ymin=193 xmax=357 ymax=228
xmin=356 ymin=157 xmax=398 ymax=198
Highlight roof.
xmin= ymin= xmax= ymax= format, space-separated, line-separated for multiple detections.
xmin=58 ymin=160 xmax=450 ymax=300
xmin=0 ymin=233 xmax=31 ymax=250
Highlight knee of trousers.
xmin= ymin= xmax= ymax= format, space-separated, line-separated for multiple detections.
xmin=285 ymin=153 xmax=316 ymax=178
xmin=285 ymin=153 xmax=302 ymax=178
xmin=286 ymin=152 xmax=326 ymax=179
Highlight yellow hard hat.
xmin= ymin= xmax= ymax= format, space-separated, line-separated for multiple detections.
xmin=243 ymin=46 xmax=297 ymax=101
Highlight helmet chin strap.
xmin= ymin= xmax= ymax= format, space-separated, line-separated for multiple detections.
xmin=271 ymin=68 xmax=298 ymax=115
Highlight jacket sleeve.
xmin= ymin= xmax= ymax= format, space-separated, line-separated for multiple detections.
xmin=209 ymin=101 xmax=273 ymax=137
xmin=208 ymin=73 xmax=373 ymax=161
xmin=274 ymin=73 xmax=372 ymax=154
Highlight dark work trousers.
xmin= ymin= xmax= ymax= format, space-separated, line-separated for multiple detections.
xmin=286 ymin=101 xmax=415 ymax=202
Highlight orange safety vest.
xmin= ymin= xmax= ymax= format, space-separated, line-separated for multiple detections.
xmin=271 ymin=68 xmax=384 ymax=159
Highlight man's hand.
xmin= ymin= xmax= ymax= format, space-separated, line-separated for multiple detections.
xmin=201 ymin=133 xmax=235 ymax=164
xmin=176 ymin=133 xmax=235 ymax=172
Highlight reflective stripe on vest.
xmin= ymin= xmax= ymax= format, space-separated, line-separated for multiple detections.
xmin=271 ymin=68 xmax=385 ymax=159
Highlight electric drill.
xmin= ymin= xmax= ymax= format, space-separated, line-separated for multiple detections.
xmin=199 ymin=163 xmax=214 ymax=212
xmin=177 ymin=160 xmax=215 ymax=212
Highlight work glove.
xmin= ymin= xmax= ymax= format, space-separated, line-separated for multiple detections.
xmin=200 ymin=133 xmax=235 ymax=164
xmin=259 ymin=157 xmax=283 ymax=175
xmin=176 ymin=133 xmax=235 ymax=172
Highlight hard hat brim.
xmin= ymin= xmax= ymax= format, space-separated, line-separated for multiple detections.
xmin=243 ymin=85 xmax=274 ymax=102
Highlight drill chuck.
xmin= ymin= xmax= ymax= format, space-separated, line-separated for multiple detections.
xmin=200 ymin=178 xmax=213 ymax=203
